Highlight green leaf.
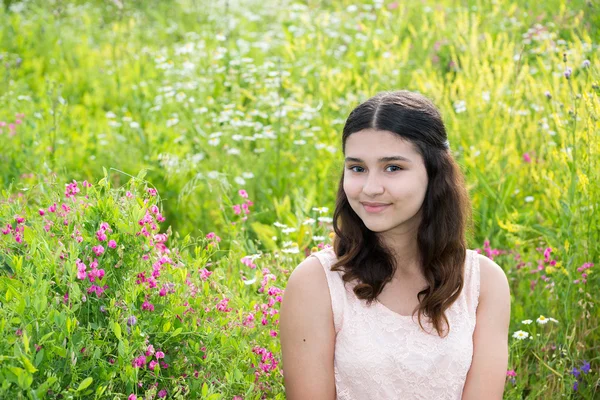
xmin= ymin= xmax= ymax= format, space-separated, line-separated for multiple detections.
xmin=76 ymin=377 xmax=93 ymax=392
xmin=250 ymin=222 xmax=278 ymax=251
xmin=34 ymin=349 xmax=45 ymax=367
xmin=171 ymin=327 xmax=182 ymax=338
xmin=38 ymin=331 xmax=54 ymax=345
xmin=20 ymin=355 xmax=38 ymax=373
xmin=52 ymin=345 xmax=67 ymax=358
xmin=201 ymin=382 xmax=208 ymax=397
xmin=111 ymin=321 xmax=122 ymax=339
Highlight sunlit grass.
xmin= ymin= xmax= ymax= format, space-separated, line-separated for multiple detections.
xmin=0 ymin=0 xmax=598 ymax=398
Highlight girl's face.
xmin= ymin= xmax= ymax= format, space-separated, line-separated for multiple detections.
xmin=343 ymin=129 xmax=429 ymax=237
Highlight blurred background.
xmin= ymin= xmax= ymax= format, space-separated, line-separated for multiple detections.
xmin=0 ymin=0 xmax=598 ymax=398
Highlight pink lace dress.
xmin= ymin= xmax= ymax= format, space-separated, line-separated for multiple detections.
xmin=309 ymin=246 xmax=481 ymax=400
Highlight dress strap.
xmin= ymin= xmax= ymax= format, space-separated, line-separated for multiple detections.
xmin=464 ymin=249 xmax=481 ymax=320
xmin=309 ymin=248 xmax=346 ymax=333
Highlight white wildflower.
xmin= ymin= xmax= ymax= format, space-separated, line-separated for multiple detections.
xmin=512 ymin=330 xmax=529 ymax=340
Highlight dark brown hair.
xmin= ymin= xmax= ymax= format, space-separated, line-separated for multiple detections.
xmin=331 ymin=90 xmax=472 ymax=337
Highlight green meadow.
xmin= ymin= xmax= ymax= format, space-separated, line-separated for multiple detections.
xmin=0 ymin=0 xmax=598 ymax=398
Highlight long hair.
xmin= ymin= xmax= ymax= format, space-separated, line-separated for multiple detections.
xmin=331 ymin=90 xmax=472 ymax=337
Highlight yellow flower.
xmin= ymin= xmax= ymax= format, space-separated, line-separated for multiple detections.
xmin=497 ymin=218 xmax=521 ymax=233
xmin=577 ymin=171 xmax=589 ymax=193
xmin=310 ymin=246 xmax=319 ymax=254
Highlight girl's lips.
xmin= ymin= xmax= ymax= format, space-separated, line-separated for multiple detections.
xmin=362 ymin=203 xmax=391 ymax=213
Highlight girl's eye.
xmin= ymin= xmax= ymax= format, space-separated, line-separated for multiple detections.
xmin=386 ymin=165 xmax=402 ymax=172
xmin=346 ymin=165 xmax=402 ymax=173
xmin=347 ymin=166 xmax=364 ymax=173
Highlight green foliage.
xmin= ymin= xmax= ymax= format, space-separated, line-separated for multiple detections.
xmin=0 ymin=0 xmax=598 ymax=398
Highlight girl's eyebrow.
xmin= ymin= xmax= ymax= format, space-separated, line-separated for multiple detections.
xmin=345 ymin=156 xmax=412 ymax=163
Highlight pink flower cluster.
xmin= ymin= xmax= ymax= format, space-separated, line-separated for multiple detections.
xmin=216 ymin=297 xmax=232 ymax=312
xmin=241 ymin=256 xmax=257 ymax=269
xmin=0 ymin=113 xmax=24 ymax=137
xmin=205 ymin=232 xmax=221 ymax=249
xmin=231 ymin=189 xmax=254 ymax=221
xmin=137 ymin=205 xmax=165 ymax=238
xmin=574 ymin=262 xmax=594 ymax=284
xmin=481 ymin=240 xmax=503 ymax=260
xmin=76 ymin=257 xmax=107 ymax=296
xmin=142 ymin=300 xmax=155 ymax=311
xmin=199 ymin=268 xmax=212 ymax=280
xmin=132 ymin=345 xmax=167 ymax=370
xmin=96 ymin=222 xmax=113 ymax=242
xmin=2 ymin=215 xmax=26 ymax=243
xmin=251 ymin=345 xmax=279 ymax=379
xmin=64 ymin=180 xmax=81 ymax=199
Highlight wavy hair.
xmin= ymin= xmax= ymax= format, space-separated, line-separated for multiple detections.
xmin=331 ymin=90 xmax=472 ymax=337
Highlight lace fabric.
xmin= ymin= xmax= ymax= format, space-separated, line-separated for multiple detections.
xmin=309 ymin=246 xmax=481 ymax=400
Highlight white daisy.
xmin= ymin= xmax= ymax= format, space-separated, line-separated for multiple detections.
xmin=512 ymin=330 xmax=529 ymax=340
xmin=521 ymin=319 xmax=533 ymax=325
xmin=536 ymin=315 xmax=549 ymax=325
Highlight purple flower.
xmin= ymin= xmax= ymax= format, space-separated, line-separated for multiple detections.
xmin=544 ymin=90 xmax=552 ymax=99
xmin=571 ymin=367 xmax=580 ymax=378
xmin=573 ymin=381 xmax=579 ymax=391
xmin=564 ymin=67 xmax=572 ymax=79
xmin=582 ymin=59 xmax=590 ymax=68
xmin=581 ymin=360 xmax=590 ymax=374
xmin=127 ymin=315 xmax=137 ymax=326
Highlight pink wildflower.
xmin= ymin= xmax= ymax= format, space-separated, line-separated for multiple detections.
xmin=146 ymin=344 xmax=155 ymax=356
xmin=93 ymin=245 xmax=105 ymax=256
xmin=238 ymin=189 xmax=248 ymax=198
xmin=131 ymin=355 xmax=147 ymax=368
xmin=108 ymin=239 xmax=117 ymax=248
xmin=96 ymin=230 xmax=107 ymax=241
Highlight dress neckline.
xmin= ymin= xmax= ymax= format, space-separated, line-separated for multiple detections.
xmin=323 ymin=246 xmax=471 ymax=322
xmin=373 ymin=300 xmax=418 ymax=319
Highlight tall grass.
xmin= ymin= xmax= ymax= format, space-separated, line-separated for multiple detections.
xmin=0 ymin=0 xmax=598 ymax=398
